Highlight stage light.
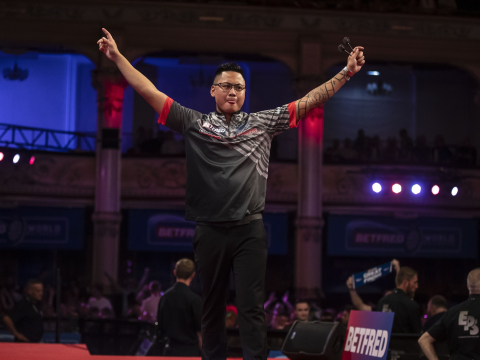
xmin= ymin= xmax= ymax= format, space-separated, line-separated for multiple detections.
xmin=372 ymin=183 xmax=382 ymax=193
xmin=411 ymin=184 xmax=421 ymax=195
xmin=367 ymin=71 xmax=380 ymax=76
xmin=0 ymin=152 xmax=3 ymax=161
xmin=13 ymin=154 xmax=20 ymax=164
xmin=431 ymin=185 xmax=440 ymax=195
xmin=29 ymin=156 xmax=35 ymax=165
xmin=451 ymin=187 xmax=458 ymax=196
xmin=392 ymin=183 xmax=402 ymax=194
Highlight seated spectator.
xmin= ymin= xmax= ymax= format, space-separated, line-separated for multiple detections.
xmin=413 ymin=135 xmax=432 ymax=164
xmin=423 ymin=295 xmax=447 ymax=332
xmin=292 ymin=300 xmax=310 ymax=322
xmin=269 ymin=302 xmax=291 ymax=330
xmin=369 ymin=135 xmax=382 ymax=162
xmin=140 ymin=281 xmax=162 ymax=323
xmin=338 ymin=138 xmax=357 ymax=162
xmin=87 ymin=284 xmax=114 ymax=317
xmin=225 ymin=305 xmax=238 ymax=328
xmin=320 ymin=308 xmax=337 ymax=322
xmin=398 ymin=128 xmax=414 ymax=162
xmin=383 ymin=137 xmax=398 ymax=162
xmin=354 ymin=129 xmax=369 ymax=161
xmin=2 ymin=279 xmax=44 ymax=342
xmin=433 ymin=135 xmax=452 ymax=165
xmin=336 ymin=305 xmax=352 ymax=327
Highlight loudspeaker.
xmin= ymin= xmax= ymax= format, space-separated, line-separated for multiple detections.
xmin=281 ymin=321 xmax=346 ymax=360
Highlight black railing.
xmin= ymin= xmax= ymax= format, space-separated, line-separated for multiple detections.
xmin=0 ymin=123 xmax=96 ymax=152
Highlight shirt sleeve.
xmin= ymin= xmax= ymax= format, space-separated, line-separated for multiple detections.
xmin=7 ymin=301 xmax=25 ymax=323
xmin=251 ymin=102 xmax=299 ymax=137
xmin=158 ymin=98 xmax=203 ymax=135
xmin=427 ymin=312 xmax=448 ymax=342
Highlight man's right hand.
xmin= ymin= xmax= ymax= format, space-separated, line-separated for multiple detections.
xmin=97 ymin=28 xmax=119 ymax=62
xmin=14 ymin=332 xmax=29 ymax=342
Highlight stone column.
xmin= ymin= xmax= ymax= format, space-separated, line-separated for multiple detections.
xmin=91 ymin=67 xmax=127 ymax=291
xmin=295 ymin=39 xmax=325 ymax=299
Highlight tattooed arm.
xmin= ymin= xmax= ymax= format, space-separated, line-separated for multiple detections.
xmin=295 ymin=46 xmax=365 ymax=121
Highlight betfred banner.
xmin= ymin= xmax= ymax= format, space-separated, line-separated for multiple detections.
xmin=128 ymin=209 xmax=288 ymax=254
xmin=342 ymin=311 xmax=394 ymax=360
xmin=328 ymin=214 xmax=477 ymax=258
xmin=352 ymin=262 xmax=393 ymax=289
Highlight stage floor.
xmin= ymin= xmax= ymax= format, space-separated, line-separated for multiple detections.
xmin=1 ymin=343 xmax=281 ymax=360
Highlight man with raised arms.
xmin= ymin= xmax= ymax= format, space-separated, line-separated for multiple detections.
xmin=97 ymin=28 xmax=365 ymax=360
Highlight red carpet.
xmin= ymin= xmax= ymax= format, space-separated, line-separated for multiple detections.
xmin=0 ymin=343 xmax=262 ymax=360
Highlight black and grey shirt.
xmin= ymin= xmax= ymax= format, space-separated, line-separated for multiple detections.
xmin=428 ymin=294 xmax=480 ymax=360
xmin=159 ymin=97 xmax=298 ymax=222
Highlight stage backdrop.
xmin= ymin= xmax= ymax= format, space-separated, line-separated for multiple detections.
xmin=0 ymin=207 xmax=84 ymax=250
xmin=327 ymin=214 xmax=478 ymax=259
xmin=128 ymin=209 xmax=288 ymax=254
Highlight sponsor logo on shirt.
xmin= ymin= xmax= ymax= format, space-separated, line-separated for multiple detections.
xmin=344 ymin=326 xmax=389 ymax=358
xmin=459 ymin=311 xmax=479 ymax=335
xmin=202 ymin=122 xmax=226 ymax=134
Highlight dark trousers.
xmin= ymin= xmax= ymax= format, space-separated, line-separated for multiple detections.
xmin=193 ymin=219 xmax=268 ymax=360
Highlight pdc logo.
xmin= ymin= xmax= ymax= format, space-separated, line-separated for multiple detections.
xmin=459 ymin=311 xmax=479 ymax=336
xmin=343 ymin=327 xmax=389 ymax=358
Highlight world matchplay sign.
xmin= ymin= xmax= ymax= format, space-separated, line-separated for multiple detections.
xmin=342 ymin=310 xmax=394 ymax=360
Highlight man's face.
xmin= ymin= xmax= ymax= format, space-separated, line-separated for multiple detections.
xmin=28 ymin=283 xmax=43 ymax=303
xmin=294 ymin=302 xmax=310 ymax=321
xmin=406 ymin=275 xmax=418 ymax=298
xmin=426 ymin=300 xmax=434 ymax=316
xmin=211 ymin=71 xmax=245 ymax=116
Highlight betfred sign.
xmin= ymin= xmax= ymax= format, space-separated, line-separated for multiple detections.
xmin=341 ymin=310 xmax=394 ymax=360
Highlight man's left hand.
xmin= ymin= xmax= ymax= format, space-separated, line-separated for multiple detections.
xmin=347 ymin=47 xmax=365 ymax=74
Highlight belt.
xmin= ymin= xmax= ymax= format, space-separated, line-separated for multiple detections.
xmin=196 ymin=213 xmax=262 ymax=228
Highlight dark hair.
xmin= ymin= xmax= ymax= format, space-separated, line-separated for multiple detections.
xmin=26 ymin=278 xmax=42 ymax=289
xmin=214 ymin=63 xmax=244 ymax=80
xmin=429 ymin=295 xmax=447 ymax=309
xmin=396 ymin=266 xmax=418 ymax=287
xmin=175 ymin=258 xmax=195 ymax=280
xmin=294 ymin=299 xmax=310 ymax=309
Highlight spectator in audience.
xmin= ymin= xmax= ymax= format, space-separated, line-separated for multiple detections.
xmin=0 ymin=276 xmax=22 ymax=313
xmin=87 ymin=284 xmax=114 ymax=317
xmin=140 ymin=281 xmax=162 ymax=323
xmin=354 ymin=129 xmax=369 ymax=161
xmin=320 ymin=308 xmax=337 ymax=322
xmin=324 ymin=139 xmax=341 ymax=163
xmin=338 ymin=138 xmax=357 ymax=162
xmin=413 ymin=135 xmax=431 ymax=164
xmin=422 ymin=295 xmax=448 ymax=332
xmin=269 ymin=302 xmax=291 ymax=330
xmin=419 ymin=268 xmax=480 ymax=360
xmin=292 ymin=300 xmax=310 ymax=322
xmin=383 ymin=136 xmax=398 ymax=162
xmin=156 ymin=258 xmax=202 ymax=356
xmin=377 ymin=266 xmax=422 ymax=333
xmin=369 ymin=135 xmax=382 ymax=162
xmin=336 ymin=305 xmax=353 ymax=327
xmin=2 ymin=279 xmax=44 ymax=342
xmin=398 ymin=128 xmax=414 ymax=162
xmin=433 ymin=135 xmax=452 ymax=165
xmin=225 ymin=305 xmax=238 ymax=328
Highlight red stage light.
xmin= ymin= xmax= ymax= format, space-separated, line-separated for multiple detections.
xmin=0 ymin=152 xmax=3 ymax=161
xmin=29 ymin=156 xmax=35 ymax=165
xmin=431 ymin=185 xmax=440 ymax=195
xmin=392 ymin=183 xmax=402 ymax=194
